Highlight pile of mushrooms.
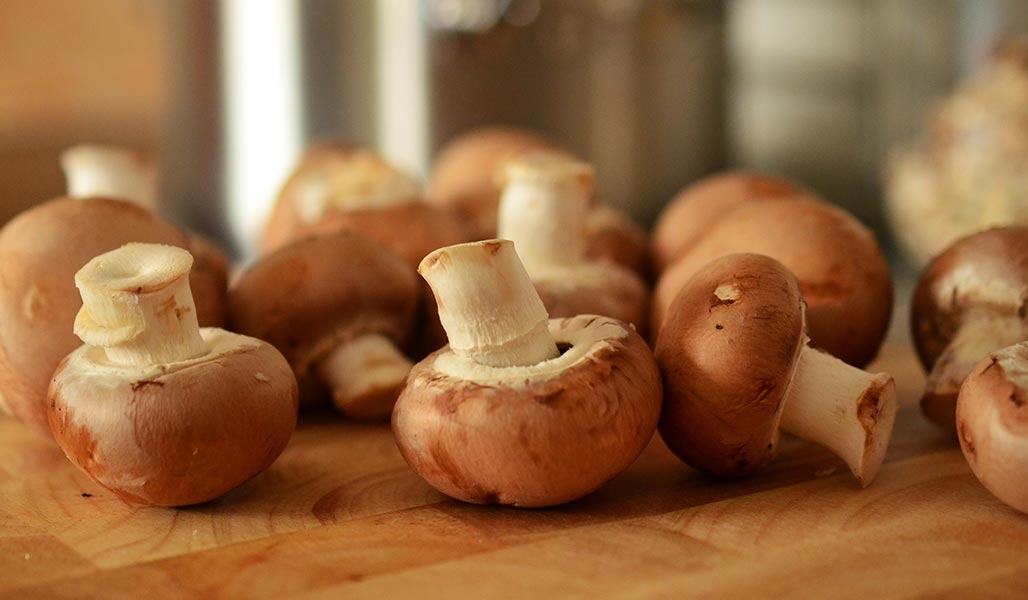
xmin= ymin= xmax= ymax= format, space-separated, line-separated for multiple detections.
xmin=393 ymin=240 xmax=662 ymax=507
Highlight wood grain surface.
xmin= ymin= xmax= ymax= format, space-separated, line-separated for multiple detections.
xmin=2 ymin=334 xmax=1027 ymax=599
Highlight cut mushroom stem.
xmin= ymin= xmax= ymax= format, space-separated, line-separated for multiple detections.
xmin=496 ymin=153 xmax=594 ymax=273
xmin=316 ymin=333 xmax=414 ymax=418
xmin=419 ymin=240 xmax=559 ymax=367
xmin=61 ymin=145 xmax=157 ymax=210
xmin=74 ymin=243 xmax=206 ymax=367
xmin=780 ymin=345 xmax=897 ymax=486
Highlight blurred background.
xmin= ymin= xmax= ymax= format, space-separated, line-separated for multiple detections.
xmin=3 ymin=0 xmax=1028 ymax=258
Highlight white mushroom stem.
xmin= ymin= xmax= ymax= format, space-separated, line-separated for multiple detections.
xmin=74 ymin=243 xmax=206 ymax=367
xmin=61 ymin=144 xmax=157 ymax=210
xmin=315 ymin=333 xmax=414 ymax=413
xmin=419 ymin=240 xmax=559 ymax=367
xmin=496 ymin=153 xmax=595 ymax=273
xmin=779 ymin=346 xmax=897 ymax=487
xmin=926 ymin=314 xmax=1028 ymax=399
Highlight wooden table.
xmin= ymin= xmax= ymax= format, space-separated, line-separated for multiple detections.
xmin=2 ymin=336 xmax=1027 ymax=599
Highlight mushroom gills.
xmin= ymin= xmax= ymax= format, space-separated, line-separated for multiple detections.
xmin=779 ymin=346 xmax=897 ymax=486
xmin=316 ymin=333 xmax=414 ymax=419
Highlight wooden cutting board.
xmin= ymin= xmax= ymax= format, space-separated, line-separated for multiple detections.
xmin=2 ymin=338 xmax=1027 ymax=599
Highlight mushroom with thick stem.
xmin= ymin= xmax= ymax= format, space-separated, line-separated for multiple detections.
xmin=911 ymin=226 xmax=1028 ymax=432
xmin=650 ymin=171 xmax=812 ymax=272
xmin=496 ymin=153 xmax=649 ymax=331
xmin=48 ymin=243 xmax=298 ymax=506
xmin=652 ymin=198 xmax=893 ymax=367
xmin=393 ymin=239 xmax=662 ymax=507
xmin=60 ymin=143 xmax=230 ymax=328
xmin=230 ymin=232 xmax=419 ymax=419
xmin=655 ymin=253 xmax=897 ymax=486
xmin=427 ymin=125 xmax=651 ymax=278
xmin=956 ymin=342 xmax=1028 ymax=513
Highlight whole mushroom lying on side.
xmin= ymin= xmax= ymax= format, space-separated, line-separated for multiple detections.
xmin=427 ymin=125 xmax=650 ymax=278
xmin=656 ymin=253 xmax=897 ymax=486
xmin=653 ymin=197 xmax=893 ymax=367
xmin=48 ymin=243 xmax=297 ymax=506
xmin=911 ymin=226 xmax=1028 ymax=431
xmin=957 ymin=341 xmax=1028 ymax=514
xmin=230 ymin=232 xmax=419 ymax=419
xmin=496 ymin=152 xmax=649 ymax=331
xmin=393 ymin=240 xmax=662 ymax=507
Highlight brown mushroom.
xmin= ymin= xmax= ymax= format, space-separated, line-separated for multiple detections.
xmin=48 ymin=243 xmax=297 ymax=506
xmin=650 ymin=171 xmax=811 ymax=271
xmin=956 ymin=342 xmax=1028 ymax=513
xmin=911 ymin=226 xmax=1028 ymax=431
xmin=230 ymin=232 xmax=418 ymax=419
xmin=61 ymin=143 xmax=230 ymax=327
xmin=0 ymin=197 xmax=225 ymax=434
xmin=393 ymin=240 xmax=662 ymax=507
xmin=427 ymin=126 xmax=650 ymax=277
xmin=653 ymin=198 xmax=893 ymax=367
xmin=496 ymin=153 xmax=649 ymax=331
xmin=656 ymin=253 xmax=897 ymax=485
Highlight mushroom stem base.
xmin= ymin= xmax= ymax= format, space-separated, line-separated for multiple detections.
xmin=780 ymin=346 xmax=897 ymax=487
xmin=316 ymin=333 xmax=413 ymax=419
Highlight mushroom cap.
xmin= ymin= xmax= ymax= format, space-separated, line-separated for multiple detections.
xmin=48 ymin=328 xmax=298 ymax=506
xmin=653 ymin=198 xmax=892 ymax=367
xmin=533 ymin=264 xmax=650 ymax=335
xmin=655 ymin=253 xmax=806 ymax=477
xmin=427 ymin=126 xmax=562 ymax=236
xmin=393 ymin=315 xmax=662 ymax=507
xmin=185 ymin=233 xmax=230 ymax=327
xmin=0 ymin=197 xmax=211 ymax=433
xmin=911 ymin=226 xmax=1028 ymax=371
xmin=262 ymin=142 xmax=423 ymax=254
xmin=584 ymin=205 xmax=651 ymax=280
xmin=229 ymin=232 xmax=418 ymax=405
xmin=651 ymin=171 xmax=810 ymax=271
xmin=957 ymin=342 xmax=1028 ymax=513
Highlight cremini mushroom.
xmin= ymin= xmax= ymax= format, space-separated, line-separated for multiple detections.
xmin=911 ymin=226 xmax=1028 ymax=431
xmin=61 ymin=143 xmax=229 ymax=327
xmin=427 ymin=125 xmax=650 ymax=277
xmin=48 ymin=243 xmax=297 ymax=506
xmin=230 ymin=232 xmax=418 ymax=419
xmin=655 ymin=253 xmax=897 ymax=486
xmin=653 ymin=198 xmax=893 ymax=367
xmin=0 ymin=197 xmax=221 ymax=434
xmin=496 ymin=152 xmax=649 ymax=331
xmin=393 ymin=240 xmax=662 ymax=507
xmin=957 ymin=342 xmax=1028 ymax=513
xmin=651 ymin=171 xmax=811 ymax=271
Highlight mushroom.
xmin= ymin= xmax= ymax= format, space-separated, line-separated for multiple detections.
xmin=650 ymin=171 xmax=812 ymax=272
xmin=0 ymin=197 xmax=218 ymax=434
xmin=61 ymin=143 xmax=229 ymax=327
xmin=653 ymin=198 xmax=893 ymax=367
xmin=393 ymin=239 xmax=662 ymax=507
xmin=956 ymin=342 xmax=1028 ymax=513
xmin=427 ymin=125 xmax=650 ymax=277
xmin=655 ymin=253 xmax=897 ymax=486
xmin=229 ymin=232 xmax=418 ymax=418
xmin=496 ymin=152 xmax=649 ymax=331
xmin=48 ymin=243 xmax=297 ymax=506
xmin=911 ymin=226 xmax=1028 ymax=431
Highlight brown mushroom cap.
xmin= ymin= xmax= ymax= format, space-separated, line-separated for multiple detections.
xmin=651 ymin=171 xmax=811 ymax=272
xmin=585 ymin=205 xmax=652 ymax=280
xmin=48 ymin=328 xmax=298 ymax=506
xmin=0 ymin=197 xmax=221 ymax=433
xmin=655 ymin=253 xmax=806 ymax=477
xmin=186 ymin=233 xmax=230 ymax=327
xmin=393 ymin=315 xmax=662 ymax=507
xmin=957 ymin=342 xmax=1028 ymax=513
xmin=229 ymin=232 xmax=418 ymax=405
xmin=911 ymin=226 xmax=1028 ymax=370
xmin=653 ymin=198 xmax=893 ymax=367
xmin=533 ymin=265 xmax=650 ymax=335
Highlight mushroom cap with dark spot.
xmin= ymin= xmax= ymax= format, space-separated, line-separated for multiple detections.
xmin=655 ymin=253 xmax=806 ymax=477
xmin=911 ymin=226 xmax=1028 ymax=371
xmin=229 ymin=231 xmax=418 ymax=406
